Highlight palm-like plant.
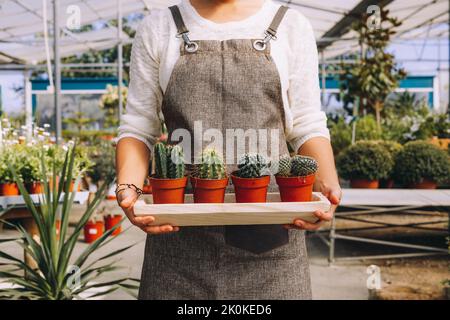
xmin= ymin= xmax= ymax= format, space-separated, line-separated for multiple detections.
xmin=0 ymin=144 xmax=138 ymax=300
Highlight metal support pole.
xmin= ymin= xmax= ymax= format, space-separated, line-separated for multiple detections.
xmin=53 ymin=0 xmax=62 ymax=144
xmin=117 ymin=0 xmax=123 ymax=123
xmin=24 ymin=70 xmax=33 ymax=140
xmin=328 ymin=216 xmax=336 ymax=265
xmin=320 ymin=50 xmax=326 ymax=108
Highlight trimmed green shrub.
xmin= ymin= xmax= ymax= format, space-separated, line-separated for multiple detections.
xmin=337 ymin=141 xmax=393 ymax=181
xmin=393 ymin=141 xmax=450 ymax=186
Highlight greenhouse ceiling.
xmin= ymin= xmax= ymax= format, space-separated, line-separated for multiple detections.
xmin=0 ymin=0 xmax=448 ymax=64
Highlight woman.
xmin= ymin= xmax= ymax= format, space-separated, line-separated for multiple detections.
xmin=116 ymin=0 xmax=341 ymax=299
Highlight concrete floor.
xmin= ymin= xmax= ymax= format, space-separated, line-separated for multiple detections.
xmin=0 ymin=220 xmax=371 ymax=300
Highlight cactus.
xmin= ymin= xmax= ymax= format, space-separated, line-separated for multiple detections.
xmin=290 ymin=155 xmax=318 ymax=177
xmin=236 ymin=153 xmax=269 ymax=178
xmin=276 ymin=154 xmax=292 ymax=177
xmin=154 ymin=142 xmax=185 ymax=179
xmin=154 ymin=142 xmax=168 ymax=178
xmin=198 ymin=149 xmax=226 ymax=179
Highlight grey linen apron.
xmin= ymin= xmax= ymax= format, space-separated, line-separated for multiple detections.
xmin=138 ymin=5 xmax=312 ymax=300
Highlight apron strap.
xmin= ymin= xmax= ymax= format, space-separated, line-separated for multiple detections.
xmin=169 ymin=5 xmax=189 ymax=35
xmin=267 ymin=5 xmax=289 ymax=37
xmin=169 ymin=5 xmax=198 ymax=53
xmin=253 ymin=5 xmax=289 ymax=51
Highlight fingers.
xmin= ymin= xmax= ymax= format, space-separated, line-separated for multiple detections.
xmin=313 ymin=210 xmax=333 ymax=222
xmin=328 ymin=189 xmax=342 ymax=205
xmin=143 ymin=224 xmax=180 ymax=234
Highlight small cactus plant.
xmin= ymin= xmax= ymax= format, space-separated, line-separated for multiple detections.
xmin=276 ymin=154 xmax=292 ymax=177
xmin=235 ymin=153 xmax=269 ymax=178
xmin=275 ymin=155 xmax=318 ymax=177
xmin=154 ymin=142 xmax=185 ymax=179
xmin=197 ymin=149 xmax=227 ymax=179
xmin=291 ymin=155 xmax=318 ymax=177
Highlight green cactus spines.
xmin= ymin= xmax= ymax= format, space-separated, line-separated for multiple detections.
xmin=236 ymin=153 xmax=269 ymax=178
xmin=276 ymin=154 xmax=292 ymax=177
xmin=290 ymin=155 xmax=318 ymax=177
xmin=199 ymin=149 xmax=226 ymax=179
xmin=153 ymin=143 xmax=185 ymax=179
xmin=168 ymin=145 xmax=185 ymax=179
xmin=154 ymin=142 xmax=168 ymax=178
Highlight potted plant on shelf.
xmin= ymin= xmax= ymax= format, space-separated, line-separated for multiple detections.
xmin=275 ymin=155 xmax=318 ymax=202
xmin=376 ymin=140 xmax=403 ymax=188
xmin=83 ymin=216 xmax=105 ymax=243
xmin=393 ymin=140 xmax=450 ymax=189
xmin=231 ymin=153 xmax=270 ymax=203
xmin=149 ymin=142 xmax=187 ymax=204
xmin=190 ymin=149 xmax=228 ymax=203
xmin=0 ymin=145 xmax=138 ymax=300
xmin=0 ymin=146 xmax=19 ymax=196
xmin=337 ymin=141 xmax=393 ymax=189
xmin=15 ymin=145 xmax=44 ymax=194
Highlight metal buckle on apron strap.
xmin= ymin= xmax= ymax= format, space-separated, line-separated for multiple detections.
xmin=177 ymin=32 xmax=199 ymax=53
xmin=253 ymin=30 xmax=277 ymax=52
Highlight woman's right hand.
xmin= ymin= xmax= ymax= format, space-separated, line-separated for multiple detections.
xmin=117 ymin=188 xmax=180 ymax=234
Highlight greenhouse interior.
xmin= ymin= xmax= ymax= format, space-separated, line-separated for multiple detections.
xmin=0 ymin=0 xmax=449 ymax=302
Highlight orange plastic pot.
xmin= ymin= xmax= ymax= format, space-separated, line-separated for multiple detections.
xmin=26 ymin=182 xmax=44 ymax=194
xmin=142 ymin=184 xmax=153 ymax=194
xmin=68 ymin=180 xmax=82 ymax=192
xmin=83 ymin=221 xmax=104 ymax=243
xmin=190 ymin=176 xmax=229 ymax=203
xmin=149 ymin=176 xmax=188 ymax=204
xmin=350 ymin=179 xmax=379 ymax=189
xmin=275 ymin=174 xmax=315 ymax=202
xmin=231 ymin=173 xmax=270 ymax=203
xmin=408 ymin=179 xmax=437 ymax=189
xmin=0 ymin=183 xmax=20 ymax=196
xmin=104 ymin=214 xmax=122 ymax=236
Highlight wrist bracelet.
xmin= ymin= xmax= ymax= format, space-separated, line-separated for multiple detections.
xmin=115 ymin=183 xmax=143 ymax=197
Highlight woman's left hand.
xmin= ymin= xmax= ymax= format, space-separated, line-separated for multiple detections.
xmin=284 ymin=183 xmax=342 ymax=231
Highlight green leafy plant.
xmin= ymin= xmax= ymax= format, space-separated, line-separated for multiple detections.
xmin=235 ymin=153 xmax=269 ymax=178
xmin=337 ymin=7 xmax=406 ymax=128
xmin=0 ymin=146 xmax=18 ymax=183
xmin=0 ymin=145 xmax=139 ymax=300
xmin=393 ymin=141 xmax=450 ymax=186
xmin=275 ymin=155 xmax=318 ymax=177
xmin=195 ymin=149 xmax=226 ymax=179
xmin=16 ymin=144 xmax=42 ymax=183
xmin=88 ymin=141 xmax=116 ymax=185
xmin=154 ymin=142 xmax=185 ymax=179
xmin=337 ymin=141 xmax=393 ymax=181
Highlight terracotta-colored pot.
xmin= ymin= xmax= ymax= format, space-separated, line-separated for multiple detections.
xmin=379 ymin=179 xmax=394 ymax=189
xmin=104 ymin=214 xmax=122 ymax=236
xmin=231 ymin=173 xmax=270 ymax=203
xmin=68 ymin=180 xmax=82 ymax=192
xmin=275 ymin=174 xmax=315 ymax=202
xmin=83 ymin=220 xmax=104 ymax=243
xmin=350 ymin=179 xmax=379 ymax=189
xmin=142 ymin=184 xmax=153 ymax=194
xmin=190 ymin=176 xmax=229 ymax=203
xmin=26 ymin=182 xmax=44 ymax=194
xmin=408 ymin=179 xmax=437 ymax=189
xmin=0 ymin=182 xmax=20 ymax=196
xmin=149 ymin=176 xmax=188 ymax=204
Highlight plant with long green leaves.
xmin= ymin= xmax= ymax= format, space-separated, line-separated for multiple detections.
xmin=0 ymin=144 xmax=139 ymax=300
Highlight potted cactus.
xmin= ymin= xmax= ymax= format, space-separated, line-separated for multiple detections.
xmin=231 ymin=153 xmax=270 ymax=203
xmin=149 ymin=142 xmax=187 ymax=204
xmin=275 ymin=155 xmax=318 ymax=202
xmin=191 ymin=149 xmax=228 ymax=203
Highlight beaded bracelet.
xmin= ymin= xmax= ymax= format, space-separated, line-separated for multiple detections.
xmin=115 ymin=183 xmax=143 ymax=197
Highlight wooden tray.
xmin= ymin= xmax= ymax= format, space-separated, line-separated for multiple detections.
xmin=130 ymin=192 xmax=330 ymax=227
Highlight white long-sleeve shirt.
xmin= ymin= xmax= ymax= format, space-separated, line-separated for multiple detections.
xmin=118 ymin=0 xmax=330 ymax=153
